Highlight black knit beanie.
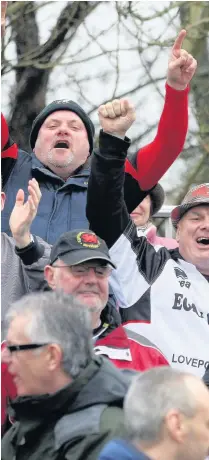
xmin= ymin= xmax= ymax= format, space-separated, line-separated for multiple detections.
xmin=29 ymin=100 xmax=95 ymax=153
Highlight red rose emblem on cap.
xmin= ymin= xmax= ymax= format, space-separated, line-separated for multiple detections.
xmin=76 ymin=232 xmax=100 ymax=248
xmin=81 ymin=233 xmax=98 ymax=244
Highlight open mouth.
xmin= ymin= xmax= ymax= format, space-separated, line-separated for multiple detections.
xmin=54 ymin=140 xmax=69 ymax=149
xmin=196 ymin=237 xmax=209 ymax=246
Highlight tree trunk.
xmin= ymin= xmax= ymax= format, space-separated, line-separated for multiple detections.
xmin=177 ymin=1 xmax=209 ymax=200
xmin=4 ymin=1 xmax=99 ymax=151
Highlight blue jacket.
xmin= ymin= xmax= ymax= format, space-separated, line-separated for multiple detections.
xmin=2 ymin=149 xmax=90 ymax=244
xmin=2 ymin=132 xmax=146 ymax=245
xmin=98 ymin=439 xmax=151 ymax=460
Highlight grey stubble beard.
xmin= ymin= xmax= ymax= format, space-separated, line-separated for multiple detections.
xmin=47 ymin=148 xmax=75 ymax=168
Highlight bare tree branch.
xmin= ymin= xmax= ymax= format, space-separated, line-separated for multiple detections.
xmin=3 ymin=1 xmax=100 ymax=150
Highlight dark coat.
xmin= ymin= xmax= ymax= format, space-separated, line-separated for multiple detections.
xmin=2 ymin=357 xmax=131 ymax=460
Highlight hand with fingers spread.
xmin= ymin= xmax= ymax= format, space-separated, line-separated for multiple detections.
xmin=1 ymin=1 xmax=8 ymax=38
xmin=9 ymin=178 xmax=42 ymax=248
xmin=98 ymin=99 xmax=136 ymax=138
xmin=167 ymin=29 xmax=197 ymax=91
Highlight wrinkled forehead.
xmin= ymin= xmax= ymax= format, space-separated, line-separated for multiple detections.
xmin=43 ymin=110 xmax=85 ymax=127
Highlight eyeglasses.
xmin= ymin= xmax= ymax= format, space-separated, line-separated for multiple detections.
xmin=53 ymin=263 xmax=112 ymax=278
xmin=6 ymin=343 xmax=49 ymax=353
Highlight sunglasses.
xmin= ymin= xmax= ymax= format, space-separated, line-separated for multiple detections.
xmin=6 ymin=343 xmax=49 ymax=353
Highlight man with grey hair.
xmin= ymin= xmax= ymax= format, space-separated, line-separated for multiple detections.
xmin=1 ymin=291 xmax=130 ymax=460
xmin=99 ymin=367 xmax=209 ymax=460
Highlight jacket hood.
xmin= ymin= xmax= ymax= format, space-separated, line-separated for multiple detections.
xmin=9 ymin=356 xmax=131 ymax=421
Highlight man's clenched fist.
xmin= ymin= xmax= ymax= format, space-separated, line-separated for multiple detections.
xmin=98 ymin=99 xmax=136 ymax=138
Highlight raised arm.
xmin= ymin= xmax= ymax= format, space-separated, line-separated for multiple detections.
xmin=87 ymin=100 xmax=136 ymax=247
xmin=125 ymin=29 xmax=197 ymax=195
xmin=88 ymin=30 xmax=197 ymax=246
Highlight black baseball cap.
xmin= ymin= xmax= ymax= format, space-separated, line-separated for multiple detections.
xmin=50 ymin=230 xmax=116 ymax=268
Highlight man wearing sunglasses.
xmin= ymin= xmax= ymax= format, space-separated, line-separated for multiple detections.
xmin=1 ymin=291 xmax=130 ymax=460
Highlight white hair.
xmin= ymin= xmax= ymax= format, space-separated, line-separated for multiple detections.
xmin=124 ymin=367 xmax=198 ymax=443
xmin=5 ymin=291 xmax=94 ymax=378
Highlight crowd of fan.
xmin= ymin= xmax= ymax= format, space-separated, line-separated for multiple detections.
xmin=1 ymin=2 xmax=209 ymax=459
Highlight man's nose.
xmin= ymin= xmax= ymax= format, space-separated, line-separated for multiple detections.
xmin=56 ymin=125 xmax=71 ymax=136
xmin=84 ymin=268 xmax=99 ymax=283
xmin=201 ymin=217 xmax=209 ymax=230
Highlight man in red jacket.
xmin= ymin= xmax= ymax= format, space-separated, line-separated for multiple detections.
xmin=43 ymin=230 xmax=169 ymax=370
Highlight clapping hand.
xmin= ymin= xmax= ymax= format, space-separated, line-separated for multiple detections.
xmin=9 ymin=179 xmax=42 ymax=248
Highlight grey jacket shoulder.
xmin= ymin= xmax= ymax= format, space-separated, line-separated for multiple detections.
xmin=59 ymin=404 xmax=126 ymax=460
xmin=1 ymin=233 xmax=50 ymax=333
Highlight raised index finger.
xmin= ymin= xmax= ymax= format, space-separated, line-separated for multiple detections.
xmin=172 ymin=29 xmax=187 ymax=52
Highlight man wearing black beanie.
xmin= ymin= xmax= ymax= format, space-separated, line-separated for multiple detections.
xmin=28 ymin=99 xmax=95 ymax=183
xmin=30 ymin=99 xmax=95 ymax=155
xmin=2 ymin=99 xmax=97 ymax=244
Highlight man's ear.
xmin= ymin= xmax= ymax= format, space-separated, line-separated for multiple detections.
xmin=1 ymin=191 xmax=6 ymax=211
xmin=46 ymin=343 xmax=63 ymax=372
xmin=44 ymin=265 xmax=56 ymax=289
xmin=165 ymin=409 xmax=189 ymax=443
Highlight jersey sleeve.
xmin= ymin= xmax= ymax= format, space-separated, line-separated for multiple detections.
xmin=125 ymin=83 xmax=189 ymax=192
